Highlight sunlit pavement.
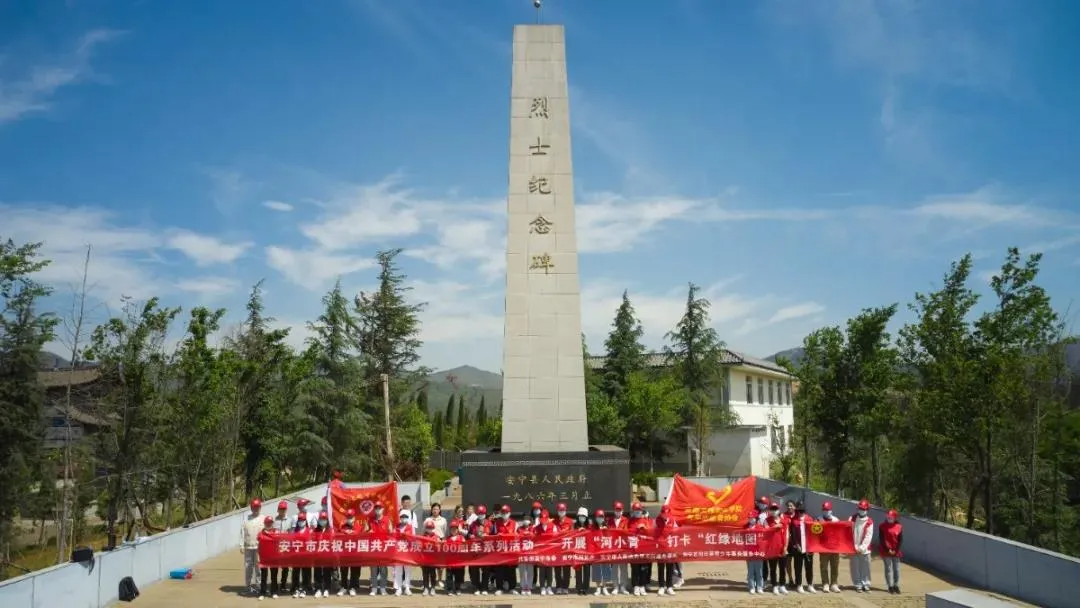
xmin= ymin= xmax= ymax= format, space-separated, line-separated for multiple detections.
xmin=115 ymin=552 xmax=1028 ymax=608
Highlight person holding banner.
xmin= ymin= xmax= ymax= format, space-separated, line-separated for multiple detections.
xmin=553 ymin=502 xmax=574 ymax=594
xmin=745 ymin=509 xmax=765 ymax=594
xmin=257 ymin=515 xmax=277 ymax=600
xmin=516 ymin=514 xmax=535 ymax=595
xmin=240 ymin=498 xmax=263 ymax=597
xmin=572 ymin=508 xmax=591 ymax=595
xmin=446 ymin=521 xmax=467 ymax=595
xmin=336 ymin=508 xmax=362 ymax=597
xmin=268 ymin=501 xmax=291 ymax=598
xmin=392 ymin=510 xmax=415 ymax=595
xmin=609 ymin=501 xmax=630 ymax=594
xmin=534 ymin=511 xmax=556 ymax=595
xmin=654 ymin=505 xmax=678 ymax=596
xmin=818 ymin=501 xmax=842 ymax=592
xmin=421 ymin=520 xmax=441 ymax=595
xmin=591 ymin=509 xmax=612 ymax=596
xmin=368 ymin=502 xmax=392 ymax=596
xmin=850 ymin=499 xmax=874 ymax=592
xmin=468 ymin=505 xmax=491 ymax=594
xmin=311 ymin=512 xmax=334 ymax=598
xmin=789 ymin=500 xmax=816 ymax=593
xmin=493 ymin=505 xmax=517 ymax=594
xmin=289 ymin=512 xmax=312 ymax=598
xmin=766 ymin=502 xmax=789 ymax=594
xmin=629 ymin=503 xmax=651 ymax=596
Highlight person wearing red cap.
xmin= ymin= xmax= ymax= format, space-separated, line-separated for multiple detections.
xmin=337 ymin=508 xmax=362 ymax=597
xmin=591 ymin=510 xmax=611 ymax=595
xmin=257 ymin=516 xmax=277 ymax=599
xmin=789 ymin=500 xmax=817 ymax=593
xmin=492 ymin=504 xmax=518 ymax=594
xmin=879 ymin=509 xmax=903 ymax=594
xmin=240 ymin=498 xmax=263 ymax=596
xmin=421 ymin=520 xmax=441 ymax=595
xmin=608 ymin=501 xmax=629 ymax=594
xmin=745 ymin=509 xmax=765 ymax=594
xmin=311 ymin=511 xmax=333 ymax=598
xmin=266 ymin=500 xmax=291 ymax=598
xmin=850 ymin=499 xmax=874 ymax=592
xmin=446 ymin=520 xmax=468 ymax=595
xmin=654 ymin=505 xmax=678 ymax=595
xmin=289 ymin=511 xmax=313 ymax=598
xmin=467 ymin=505 xmax=491 ymax=594
xmin=818 ymin=501 xmax=841 ymax=592
xmin=765 ymin=502 xmax=788 ymax=594
xmin=533 ymin=511 xmax=556 ymax=595
xmin=628 ymin=502 xmax=651 ymax=595
xmin=368 ymin=502 xmax=392 ymax=595
xmin=516 ymin=514 xmax=535 ymax=594
xmin=553 ymin=502 xmax=573 ymax=594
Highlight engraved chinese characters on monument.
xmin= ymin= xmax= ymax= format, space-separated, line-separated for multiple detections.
xmin=530 ymin=96 xmax=549 ymax=118
xmin=529 ymin=176 xmax=551 ymax=194
xmin=529 ymin=215 xmax=553 ymax=234
xmin=500 ymin=472 xmax=593 ymax=504
xmin=528 ymin=137 xmax=551 ymax=156
xmin=529 ymin=253 xmax=554 ymax=274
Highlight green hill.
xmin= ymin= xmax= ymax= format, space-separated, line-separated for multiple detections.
xmin=420 ymin=365 xmax=502 ymax=417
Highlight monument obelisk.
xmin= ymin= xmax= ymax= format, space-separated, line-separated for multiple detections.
xmin=500 ymin=22 xmax=588 ymax=453
xmin=460 ymin=11 xmax=630 ymax=513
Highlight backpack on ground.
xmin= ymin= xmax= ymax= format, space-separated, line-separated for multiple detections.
xmin=119 ymin=576 xmax=140 ymax=602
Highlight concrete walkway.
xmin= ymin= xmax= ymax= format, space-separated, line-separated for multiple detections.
xmin=117 ymin=553 xmax=1026 ymax=608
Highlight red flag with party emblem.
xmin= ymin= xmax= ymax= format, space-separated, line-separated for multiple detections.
xmin=665 ymin=475 xmax=756 ymax=526
xmin=328 ymin=481 xmax=398 ymax=529
xmin=805 ymin=520 xmax=856 ymax=554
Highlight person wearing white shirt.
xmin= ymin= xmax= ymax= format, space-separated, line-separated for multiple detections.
xmin=240 ymin=499 xmax=264 ymax=596
xmin=424 ymin=503 xmax=448 ymax=588
xmin=850 ymin=499 xmax=875 ymax=592
xmin=393 ymin=510 xmax=415 ymax=595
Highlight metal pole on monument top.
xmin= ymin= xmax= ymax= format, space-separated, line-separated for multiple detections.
xmin=534 ymin=0 xmax=542 ymax=24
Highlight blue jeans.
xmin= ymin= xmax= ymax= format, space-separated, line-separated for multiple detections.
xmin=747 ymin=560 xmax=765 ymax=590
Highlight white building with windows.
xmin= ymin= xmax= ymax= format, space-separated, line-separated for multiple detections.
xmin=586 ymin=350 xmax=795 ymax=477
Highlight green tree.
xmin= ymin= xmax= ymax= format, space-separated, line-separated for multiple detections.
xmin=602 ymin=291 xmax=647 ymax=402
xmin=622 ymin=371 xmax=684 ymax=471
xmin=85 ymin=297 xmax=181 ymax=547
xmin=432 ymin=413 xmax=445 ymax=450
xmin=0 ymin=238 xmax=56 ymax=556
xmin=416 ymin=389 xmax=429 ymax=417
xmin=476 ymin=395 xmax=488 ymax=428
xmin=584 ymin=334 xmax=625 ymax=446
xmin=663 ymin=283 xmax=736 ymax=476
xmin=444 ymin=394 xmax=456 ymax=430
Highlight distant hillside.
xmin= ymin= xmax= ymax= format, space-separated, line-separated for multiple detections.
xmin=38 ymin=351 xmax=71 ymax=370
xmin=421 ymin=365 xmax=502 ymax=417
xmin=765 ymin=348 xmax=805 ymax=368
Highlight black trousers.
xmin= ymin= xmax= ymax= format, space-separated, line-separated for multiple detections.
xmin=259 ymin=568 xmax=286 ymax=596
xmin=792 ymin=552 xmax=814 ymax=585
xmin=313 ymin=567 xmax=332 ymax=591
xmin=574 ymin=565 xmax=591 ymax=592
xmin=537 ymin=566 xmax=553 ymax=587
xmin=555 ymin=565 xmax=571 ymax=589
xmin=657 ymin=562 xmax=675 ymax=588
xmin=422 ymin=567 xmax=437 ymax=589
xmin=339 ymin=566 xmax=360 ymax=590
xmin=448 ymin=568 xmax=465 ymax=592
xmin=468 ymin=565 xmax=489 ymax=591
xmin=768 ymin=557 xmax=788 ymax=586
xmin=630 ymin=563 xmax=649 ymax=587
xmin=290 ymin=567 xmax=311 ymax=592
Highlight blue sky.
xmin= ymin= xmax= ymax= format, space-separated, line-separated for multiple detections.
xmin=2 ymin=0 xmax=1079 ymax=373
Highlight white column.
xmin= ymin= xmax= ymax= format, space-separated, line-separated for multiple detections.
xmin=501 ymin=25 xmax=588 ymax=453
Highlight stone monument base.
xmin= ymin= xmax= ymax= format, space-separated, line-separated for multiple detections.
xmin=460 ymin=446 xmax=630 ymax=516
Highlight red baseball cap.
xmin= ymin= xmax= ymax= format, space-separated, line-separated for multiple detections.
xmin=631 ymin=502 xmax=643 ymax=511
xmin=613 ymin=501 xmax=624 ymax=511
xmin=318 ymin=511 xmax=329 ymax=520
xmin=532 ymin=501 xmax=542 ymax=509
xmin=858 ymin=499 xmax=870 ymax=510
xmin=425 ymin=520 xmax=436 ymax=529
xmin=277 ymin=501 xmax=288 ymax=510
xmin=822 ymin=501 xmax=832 ymax=511
xmin=477 ymin=505 xmax=488 ymax=515
xmin=263 ymin=516 xmax=273 ymax=525
xmin=887 ymin=509 xmax=899 ymax=519
xmin=556 ymin=503 xmax=567 ymax=511
xmin=250 ymin=498 xmax=262 ymax=508
xmin=594 ymin=509 xmax=605 ymax=518
xmin=500 ymin=504 xmax=511 ymax=513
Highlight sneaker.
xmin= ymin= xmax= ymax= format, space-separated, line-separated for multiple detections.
xmin=657 ymin=588 xmax=667 ymax=596
xmin=773 ymin=586 xmax=781 ymax=595
xmin=808 ymin=585 xmax=817 ymax=593
xmin=271 ymin=594 xmax=278 ymax=599
xmin=822 ymin=585 xmax=831 ymax=593
xmin=856 ymin=587 xmax=864 ymax=593
xmin=667 ymin=587 xmax=676 ymax=595
xmin=797 ymin=585 xmax=806 ymax=593
xmin=895 ymin=586 xmax=902 ymax=594
xmin=831 ymin=584 xmax=841 ymax=593
xmin=337 ymin=589 xmax=345 ymax=597
xmin=257 ymin=597 xmax=264 ymax=602
xmin=349 ymin=588 xmax=356 ymax=596
xmin=602 ymin=587 xmax=610 ymax=595
xmin=494 ymin=590 xmax=502 ymax=596
xmin=780 ymin=585 xmax=788 ymax=594
xmin=394 ymin=589 xmax=402 ymax=596
xmin=404 ymin=588 xmax=413 ymax=595
xmin=594 ymin=588 xmax=602 ymax=596
xmin=748 ymin=588 xmax=756 ymax=595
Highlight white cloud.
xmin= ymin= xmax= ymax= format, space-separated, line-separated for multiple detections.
xmin=175 ymin=276 xmax=241 ymax=298
xmin=265 ymin=246 xmax=374 ymax=292
xmin=297 ymin=175 xmax=425 ymax=250
xmin=262 ymin=200 xmax=294 ymax=212
xmin=0 ymin=29 xmax=122 ymax=125
xmin=768 ymin=302 xmax=827 ymax=325
xmin=203 ymin=167 xmax=259 ymax=214
xmin=166 ymin=231 xmax=251 ymax=266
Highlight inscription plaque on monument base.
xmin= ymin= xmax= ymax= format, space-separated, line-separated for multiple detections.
xmin=461 ymin=447 xmax=631 ymax=514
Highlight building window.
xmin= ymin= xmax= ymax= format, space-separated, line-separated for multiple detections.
xmin=757 ymin=378 xmax=764 ymax=404
xmin=786 ymin=383 xmax=792 ymax=405
xmin=746 ymin=375 xmax=753 ymax=404
xmin=722 ymin=367 xmax=731 ymax=405
xmin=768 ymin=380 xmax=774 ymax=404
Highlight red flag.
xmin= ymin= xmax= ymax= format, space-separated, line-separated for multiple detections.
xmin=328 ymin=481 xmax=398 ymax=529
xmin=805 ymin=520 xmax=855 ymax=554
xmin=665 ymin=475 xmax=756 ymax=526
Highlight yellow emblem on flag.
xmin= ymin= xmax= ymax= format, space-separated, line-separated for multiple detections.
xmin=810 ymin=522 xmax=824 ymax=535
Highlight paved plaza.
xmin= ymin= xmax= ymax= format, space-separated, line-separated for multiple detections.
xmin=116 ymin=552 xmax=1024 ymax=608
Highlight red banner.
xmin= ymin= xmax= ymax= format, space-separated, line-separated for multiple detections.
xmin=258 ymin=526 xmax=786 ymax=568
xmin=805 ymin=521 xmax=855 ymax=554
xmin=665 ymin=475 xmax=756 ymax=525
xmin=327 ymin=481 xmax=398 ymax=529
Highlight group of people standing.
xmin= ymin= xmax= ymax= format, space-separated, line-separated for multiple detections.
xmin=239 ymin=493 xmax=905 ymax=601
xmin=240 ymin=496 xmax=684 ymax=600
xmin=745 ymin=496 xmax=904 ymax=596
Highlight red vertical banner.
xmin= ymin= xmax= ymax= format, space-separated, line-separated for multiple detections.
xmin=665 ymin=475 xmax=756 ymax=525
xmin=328 ymin=481 xmax=398 ymax=529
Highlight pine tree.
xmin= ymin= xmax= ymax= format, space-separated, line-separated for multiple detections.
xmin=0 ymin=238 xmax=56 ymax=556
xmin=444 ymin=394 xmax=456 ymax=429
xmin=663 ymin=283 xmax=736 ymax=476
xmin=476 ymin=395 xmax=488 ymax=428
xmin=602 ymin=290 xmax=647 ymax=401
xmin=433 ymin=413 xmax=445 ymax=449
xmin=416 ymin=389 xmax=429 ymax=417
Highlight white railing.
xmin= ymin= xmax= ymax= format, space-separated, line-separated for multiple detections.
xmin=657 ymin=476 xmax=1080 ymax=608
xmin=0 ymin=481 xmax=430 ymax=608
